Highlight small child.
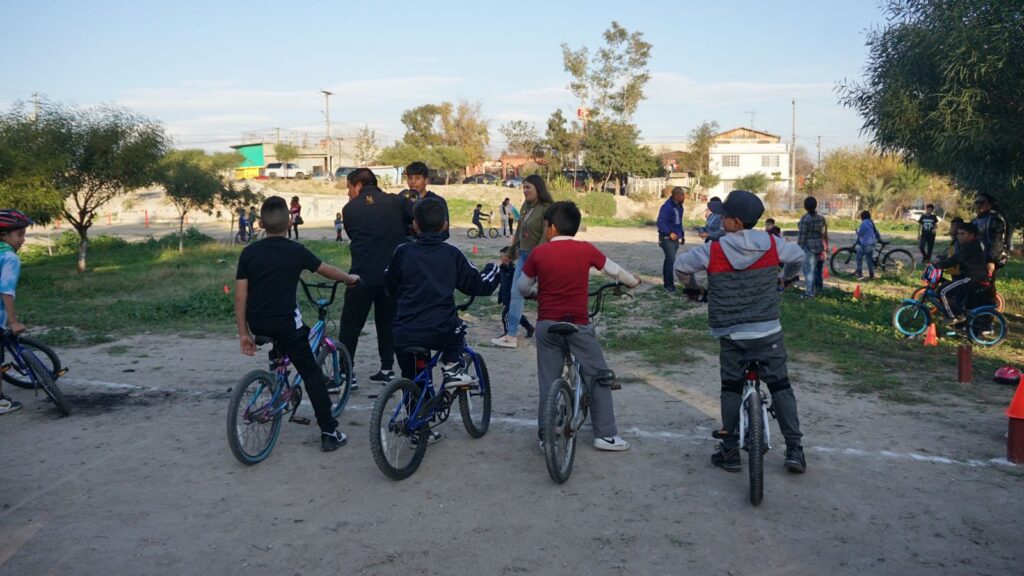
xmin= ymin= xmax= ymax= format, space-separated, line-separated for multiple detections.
xmin=0 ymin=209 xmax=33 ymax=415
xmin=472 ymin=204 xmax=491 ymax=236
xmin=933 ymin=222 xmax=989 ymax=319
xmin=942 ymin=217 xmax=965 ymax=279
xmin=334 ymin=212 xmax=344 ymax=242
xmin=518 ymin=201 xmax=640 ymax=452
xmin=235 ymin=196 xmax=360 ymax=452
xmin=674 ymin=190 xmax=808 ymax=473
xmin=498 ymin=246 xmax=534 ymax=339
xmin=764 ymin=218 xmax=781 ymax=237
xmin=237 ymin=208 xmax=248 ymax=242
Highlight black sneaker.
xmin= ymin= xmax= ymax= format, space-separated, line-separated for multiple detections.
xmin=711 ymin=444 xmax=741 ymax=473
xmin=320 ymin=430 xmax=347 ymax=452
xmin=338 ymin=373 xmax=358 ymax=392
xmin=525 ymin=325 xmax=535 ymax=338
xmin=410 ymin=430 xmax=442 ymax=446
xmin=369 ymin=370 xmax=395 ymax=385
xmin=784 ymin=445 xmax=806 ymax=473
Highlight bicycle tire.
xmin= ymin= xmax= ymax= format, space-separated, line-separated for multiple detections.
xmin=542 ymin=377 xmax=577 ymax=484
xmin=882 ymin=249 xmax=916 ymax=279
xmin=829 ymin=248 xmax=858 ymax=277
xmin=910 ymin=286 xmax=942 ymax=317
xmin=487 ymin=228 xmax=499 ymax=238
xmin=24 ymin=351 xmax=71 ymax=416
xmin=466 ymin=228 xmax=480 ymax=239
xmin=227 ymin=370 xmax=283 ymax=465
xmin=317 ymin=343 xmax=351 ymax=418
xmin=369 ymin=378 xmax=427 ymax=480
xmin=746 ymin=390 xmax=764 ymax=506
xmin=892 ymin=303 xmax=931 ymax=337
xmin=967 ymin=310 xmax=1008 ymax=347
xmin=458 ymin=353 xmax=491 ymax=438
xmin=3 ymin=337 xmax=61 ymax=389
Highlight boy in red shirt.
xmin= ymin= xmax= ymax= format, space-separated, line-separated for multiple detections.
xmin=518 ymin=201 xmax=640 ymax=451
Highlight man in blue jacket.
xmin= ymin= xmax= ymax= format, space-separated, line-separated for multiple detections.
xmin=657 ymin=186 xmax=687 ymax=292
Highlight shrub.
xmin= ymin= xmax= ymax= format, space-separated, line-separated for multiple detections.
xmin=577 ymin=192 xmax=617 ymax=218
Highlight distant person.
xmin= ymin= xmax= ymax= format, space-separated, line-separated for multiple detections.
xmin=656 ymin=186 xmax=686 ymax=293
xmin=918 ymin=204 xmax=939 ymax=260
xmin=698 ymin=197 xmax=725 ymax=243
xmin=339 ymin=169 xmax=408 ymax=386
xmin=855 ymin=210 xmax=881 ymax=280
xmin=247 ymin=207 xmax=257 ymax=238
xmin=288 ymin=196 xmax=303 ymax=240
xmin=797 ymin=196 xmax=828 ymax=298
xmin=500 ymin=197 xmax=514 ymax=237
xmin=941 ymin=217 xmax=965 ymax=279
xmin=401 ymin=161 xmax=449 ymax=239
xmin=237 ymin=207 xmax=248 ymax=242
xmin=764 ymin=218 xmax=781 ymax=237
xmin=472 ymin=204 xmax=491 ymax=236
xmin=234 ymin=196 xmax=360 ymax=451
xmin=334 ymin=212 xmax=344 ymax=242
xmin=0 ymin=209 xmax=33 ymax=415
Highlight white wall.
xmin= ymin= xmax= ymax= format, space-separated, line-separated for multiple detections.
xmin=708 ymin=142 xmax=791 ymax=198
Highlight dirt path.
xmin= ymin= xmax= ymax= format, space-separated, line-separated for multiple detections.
xmin=2 ymin=227 xmax=1021 ymax=575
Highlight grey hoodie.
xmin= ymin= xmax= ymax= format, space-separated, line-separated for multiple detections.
xmin=674 ymin=229 xmax=804 ymax=338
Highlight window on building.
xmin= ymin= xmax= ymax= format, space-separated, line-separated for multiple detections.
xmin=762 ymin=155 xmax=780 ymax=167
xmin=722 ymin=155 xmax=740 ymax=167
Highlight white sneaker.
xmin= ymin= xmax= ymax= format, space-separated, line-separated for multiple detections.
xmin=0 ymin=396 xmax=22 ymax=415
xmin=490 ymin=335 xmax=517 ymax=348
xmin=442 ymin=362 xmax=476 ymax=388
xmin=594 ymin=436 xmax=630 ymax=451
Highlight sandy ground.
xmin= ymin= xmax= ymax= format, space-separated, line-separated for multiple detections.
xmin=2 ymin=224 xmax=1022 ymax=576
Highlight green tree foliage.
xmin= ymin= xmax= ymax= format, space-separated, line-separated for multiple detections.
xmin=498 ymin=120 xmax=540 ymax=157
xmin=382 ymin=100 xmax=489 ymax=176
xmin=156 ymin=150 xmax=228 ymax=254
xmin=839 ymin=0 xmax=1024 ymax=226
xmin=734 ymin=172 xmax=770 ymax=194
xmin=538 ymin=109 xmax=580 ymax=174
xmin=562 ymin=21 xmax=653 ymax=121
xmin=273 ymin=143 xmax=299 ymax=177
xmin=377 ymin=143 xmax=467 ymax=183
xmin=682 ymin=121 xmax=721 ymax=195
xmin=582 ymin=119 xmax=660 ymax=190
xmin=0 ymin=101 xmax=71 ymax=223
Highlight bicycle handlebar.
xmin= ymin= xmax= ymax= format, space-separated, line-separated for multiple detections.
xmin=456 ymin=295 xmax=476 ymax=312
xmin=299 ymin=279 xmax=341 ymax=309
xmin=588 ymin=282 xmax=633 ymax=319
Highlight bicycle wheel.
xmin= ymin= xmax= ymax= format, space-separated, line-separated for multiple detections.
xmin=317 ymin=342 xmax=351 ymax=418
xmin=488 ymin=228 xmax=499 ymax=238
xmin=911 ymin=286 xmax=941 ymax=317
xmin=458 ymin=353 xmax=491 ymax=438
xmin=829 ymin=248 xmax=858 ymax=277
xmin=3 ymin=337 xmax=61 ymax=389
xmin=881 ymin=249 xmax=916 ymax=279
xmin=968 ymin=310 xmax=1008 ymax=347
xmin=746 ymin=390 xmax=765 ymax=506
xmin=892 ymin=303 xmax=931 ymax=337
xmin=370 ymin=378 xmax=427 ymax=480
xmin=227 ymin=370 xmax=283 ymax=465
xmin=24 ymin=351 xmax=71 ymax=416
xmin=542 ymin=377 xmax=577 ymax=484
xmin=466 ymin=228 xmax=479 ymax=239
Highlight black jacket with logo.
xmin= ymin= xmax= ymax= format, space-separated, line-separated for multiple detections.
xmin=342 ymin=185 xmax=408 ymax=286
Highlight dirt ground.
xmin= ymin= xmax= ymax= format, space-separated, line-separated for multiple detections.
xmin=2 ymin=224 xmax=1022 ymax=576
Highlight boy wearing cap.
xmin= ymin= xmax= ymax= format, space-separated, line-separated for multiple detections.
xmin=674 ymin=190 xmax=808 ymax=474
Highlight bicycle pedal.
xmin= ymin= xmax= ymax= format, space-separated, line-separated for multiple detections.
xmin=711 ymin=429 xmax=730 ymax=439
xmin=0 ymin=363 xmax=9 ymax=374
xmin=609 ymin=383 xmax=621 ymax=391
xmin=55 ymin=367 xmax=69 ymax=378
xmin=288 ymin=416 xmax=311 ymax=425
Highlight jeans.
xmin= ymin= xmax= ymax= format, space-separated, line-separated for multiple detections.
xmin=338 ymin=283 xmax=396 ymax=371
xmin=504 ymin=251 xmax=530 ymax=337
xmin=855 ymin=243 xmax=875 ymax=277
xmin=802 ymin=249 xmax=819 ymax=296
xmin=659 ymin=236 xmax=681 ymax=289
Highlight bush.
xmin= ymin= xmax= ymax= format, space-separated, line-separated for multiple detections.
xmin=577 ymin=192 xmax=617 ymax=218
xmin=53 ymin=231 xmax=128 ymax=255
xmin=147 ymin=227 xmax=216 ymax=249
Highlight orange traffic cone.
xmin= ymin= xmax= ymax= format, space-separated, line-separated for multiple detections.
xmin=923 ymin=323 xmax=938 ymax=346
xmin=472 ymin=245 xmax=478 ymax=254
xmin=223 ymin=284 xmax=230 ymax=295
xmin=822 ymin=265 xmax=830 ymax=280
xmin=1007 ymin=378 xmax=1024 ymax=463
xmin=1008 ymin=380 xmax=1024 ymax=419
xmin=852 ymin=284 xmax=862 ymax=301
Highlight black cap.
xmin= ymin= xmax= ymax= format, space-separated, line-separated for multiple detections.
xmin=709 ymin=190 xmax=764 ymax=225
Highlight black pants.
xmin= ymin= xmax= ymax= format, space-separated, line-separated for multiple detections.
xmin=395 ymin=326 xmax=466 ymax=380
xmin=338 ymin=283 xmax=395 ymax=371
xmin=502 ymin=301 xmax=533 ymax=335
xmin=247 ymin=319 xmax=337 ymax=433
xmin=289 ymin=222 xmax=300 ymax=239
xmin=473 ymin=221 xmax=484 ymax=235
xmin=919 ymin=233 xmax=935 ymax=260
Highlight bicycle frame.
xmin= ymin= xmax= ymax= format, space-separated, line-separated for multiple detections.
xmin=391 ymin=345 xmax=485 ymax=432
xmin=737 ymin=370 xmax=772 ymax=452
xmin=1 ymin=338 xmax=44 ymax=389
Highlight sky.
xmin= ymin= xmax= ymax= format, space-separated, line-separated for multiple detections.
xmin=0 ymin=0 xmax=887 ymax=157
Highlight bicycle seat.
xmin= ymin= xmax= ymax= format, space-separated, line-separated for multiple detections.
xmin=739 ymin=354 xmax=770 ymax=369
xmin=548 ymin=322 xmax=578 ymax=336
xmin=403 ymin=346 xmax=431 ymax=359
xmin=594 ymin=369 xmax=620 ymax=390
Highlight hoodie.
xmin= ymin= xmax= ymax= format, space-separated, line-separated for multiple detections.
xmin=674 ymin=229 xmax=804 ymax=338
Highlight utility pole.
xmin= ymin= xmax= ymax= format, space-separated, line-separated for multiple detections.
xmin=817 ymin=135 xmax=821 ymax=167
xmin=790 ymin=98 xmax=797 ymax=211
xmin=30 ymin=92 xmax=40 ymax=122
xmin=320 ymin=89 xmax=334 ymax=176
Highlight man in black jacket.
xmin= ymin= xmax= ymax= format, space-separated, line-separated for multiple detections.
xmin=339 ymin=168 xmax=408 ymax=385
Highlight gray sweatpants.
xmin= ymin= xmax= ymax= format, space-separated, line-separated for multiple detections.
xmin=535 ymin=320 xmax=618 ymax=438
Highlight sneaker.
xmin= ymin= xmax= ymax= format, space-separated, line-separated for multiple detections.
xmin=490 ymin=335 xmax=517 ymax=348
xmin=334 ymin=374 xmax=358 ymax=392
xmin=410 ymin=430 xmax=443 ymax=446
xmin=525 ymin=325 xmax=535 ymax=339
xmin=320 ymin=429 xmax=348 ymax=452
xmin=593 ymin=435 xmax=630 ymax=451
xmin=442 ymin=362 xmax=475 ymax=388
xmin=538 ymin=439 xmax=545 ymax=453
xmin=0 ymin=396 xmax=22 ymax=415
xmin=784 ymin=445 xmax=806 ymax=473
xmin=664 ymin=285 xmax=676 ymax=294
xmin=369 ymin=369 xmax=395 ymax=384
xmin=711 ymin=443 xmax=741 ymax=472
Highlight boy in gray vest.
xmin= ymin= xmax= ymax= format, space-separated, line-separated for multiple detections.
xmin=674 ymin=190 xmax=808 ymax=473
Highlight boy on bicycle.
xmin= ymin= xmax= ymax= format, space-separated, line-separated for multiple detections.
xmin=674 ymin=190 xmax=808 ymax=473
xmin=518 ymin=201 xmax=640 ymax=452
xmin=0 ymin=209 xmax=32 ymax=415
xmin=235 ymin=196 xmax=360 ymax=452
xmin=932 ymin=222 xmax=989 ymax=321
xmin=385 ymin=197 xmax=499 ymax=387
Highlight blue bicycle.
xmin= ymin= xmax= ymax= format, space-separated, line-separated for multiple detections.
xmin=1 ymin=330 xmax=70 ymax=415
xmin=892 ymin=265 xmax=1008 ymax=346
xmin=227 ymin=279 xmax=353 ymax=465
xmin=369 ymin=298 xmax=490 ymax=480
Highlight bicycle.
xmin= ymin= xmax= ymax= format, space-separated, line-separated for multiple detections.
xmin=830 ymin=239 xmax=916 ymax=279
xmin=226 ymin=279 xmax=353 ymax=465
xmin=713 ymin=355 xmax=774 ymax=506
xmin=541 ymin=282 xmax=630 ymax=484
xmin=892 ymin=265 xmax=1007 ymax=346
xmin=467 ymin=216 xmax=500 ymax=239
xmin=911 ymin=273 xmax=1004 ymax=313
xmin=369 ymin=297 xmax=491 ymax=480
xmin=1 ymin=330 xmax=71 ymax=415
xmin=1 ymin=334 xmax=65 ymax=389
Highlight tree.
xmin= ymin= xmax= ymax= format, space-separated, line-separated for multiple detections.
xmin=562 ymin=21 xmax=653 ymax=121
xmin=0 ymin=101 xmax=70 ymax=223
xmin=734 ymin=172 xmax=770 ymax=194
xmin=538 ymin=109 xmax=580 ymax=175
xmin=859 ymin=177 xmax=891 ymax=213
xmin=354 ymin=125 xmax=378 ymax=165
xmin=498 ymin=120 xmax=540 ymax=157
xmin=386 ymin=101 xmax=489 ymax=176
xmin=794 ymin=146 xmax=815 ymax=177
xmin=683 ymin=121 xmax=721 ymax=195
xmin=274 ymin=143 xmax=299 ymax=177
xmin=839 ymin=0 xmax=1024 ymax=227
xmin=582 ymin=119 xmax=660 ymax=191
xmin=156 ymin=150 xmax=227 ymax=254
xmin=400 ymin=104 xmax=446 ymax=147
xmin=441 ymin=100 xmax=489 ymax=168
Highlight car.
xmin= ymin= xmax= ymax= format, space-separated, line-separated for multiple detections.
xmin=502 ymin=177 xmax=523 ymax=188
xmin=904 ymin=209 xmax=943 ymax=222
xmin=265 ymin=162 xmax=306 ymax=179
xmin=334 ymin=166 xmax=357 ymax=180
xmin=462 ymin=173 xmax=500 ymax=185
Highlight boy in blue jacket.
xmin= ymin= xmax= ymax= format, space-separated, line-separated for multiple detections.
xmin=386 ymin=198 xmax=500 ymax=387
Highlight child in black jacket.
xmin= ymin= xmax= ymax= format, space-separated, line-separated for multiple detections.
xmin=933 ymin=222 xmax=990 ymax=318
xmin=498 ymin=246 xmax=535 ymax=339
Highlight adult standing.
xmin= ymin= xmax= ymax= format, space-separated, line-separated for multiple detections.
xmin=917 ymin=203 xmax=939 ymax=260
xmin=491 ymin=174 xmax=554 ymax=348
xmin=288 ymin=196 xmax=302 ymax=240
xmin=500 ymin=197 xmax=514 ymax=237
xmin=656 ymin=186 xmax=687 ymax=292
xmin=797 ymin=196 xmax=828 ymax=298
xmin=972 ymin=192 xmax=1010 ymax=308
xmin=339 ymin=168 xmax=408 ymax=385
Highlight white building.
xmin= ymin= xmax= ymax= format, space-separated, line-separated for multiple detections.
xmin=708 ymin=127 xmax=791 ymax=200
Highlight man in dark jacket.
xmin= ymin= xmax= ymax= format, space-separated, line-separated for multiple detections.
xmin=656 ymin=186 xmax=686 ymax=292
xmin=339 ymin=168 xmax=408 ymax=385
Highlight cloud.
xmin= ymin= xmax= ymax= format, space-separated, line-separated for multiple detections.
xmin=647 ymin=72 xmax=835 ymax=105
